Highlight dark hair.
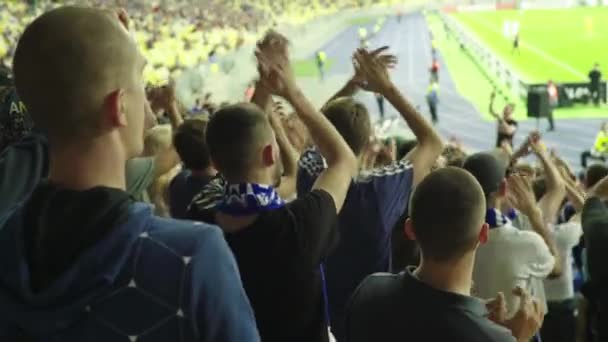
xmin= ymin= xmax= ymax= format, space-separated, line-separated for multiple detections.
xmin=173 ymin=119 xmax=211 ymax=170
xmin=409 ymin=167 xmax=486 ymax=262
xmin=205 ymin=103 xmax=270 ymax=179
xmin=586 ymin=164 xmax=608 ymax=188
xmin=323 ymin=97 xmax=371 ymax=156
xmin=396 ymin=139 xmax=418 ymax=160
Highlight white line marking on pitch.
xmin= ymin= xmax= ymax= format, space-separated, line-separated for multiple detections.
xmin=461 ymin=15 xmax=585 ymax=80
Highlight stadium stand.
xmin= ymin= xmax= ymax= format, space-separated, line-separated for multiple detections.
xmin=1 ymin=1 xmax=607 ymax=342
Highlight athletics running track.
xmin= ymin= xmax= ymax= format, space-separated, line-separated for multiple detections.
xmin=307 ymin=12 xmax=605 ymax=169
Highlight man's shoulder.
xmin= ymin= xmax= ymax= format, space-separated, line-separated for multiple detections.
xmin=350 ymin=272 xmax=405 ymax=308
xmin=144 ymin=216 xmax=226 ymax=260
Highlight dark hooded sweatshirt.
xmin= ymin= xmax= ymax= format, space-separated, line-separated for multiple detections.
xmin=0 ymin=183 xmax=259 ymax=342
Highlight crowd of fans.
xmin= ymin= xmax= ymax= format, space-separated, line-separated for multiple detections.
xmin=1 ymin=3 xmax=608 ymax=342
xmin=0 ymin=0 xmax=378 ymax=86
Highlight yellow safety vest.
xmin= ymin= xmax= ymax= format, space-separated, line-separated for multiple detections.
xmin=594 ymin=131 xmax=608 ymax=153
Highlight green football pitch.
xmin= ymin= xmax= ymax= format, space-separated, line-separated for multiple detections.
xmin=452 ymin=7 xmax=608 ymax=83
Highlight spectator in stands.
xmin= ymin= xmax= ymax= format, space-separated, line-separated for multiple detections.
xmin=547 ymin=80 xmax=558 ymax=132
xmin=170 ymin=118 xmax=217 ymax=219
xmin=0 ymin=77 xmax=32 ymax=152
xmin=0 ymin=7 xmax=259 ymax=341
xmin=588 ymin=63 xmax=602 ymax=106
xmin=581 ymin=173 xmax=608 ymax=342
xmin=297 ymin=47 xmax=443 ymax=342
xmin=581 ymin=122 xmax=608 ymax=168
xmin=188 ymin=31 xmax=358 ymax=342
xmin=345 ymin=167 xmax=544 ymax=342
xmin=143 ymin=124 xmax=180 ymax=217
xmin=538 ymin=168 xmax=584 ymax=342
xmin=489 ymin=91 xmax=518 ymax=148
xmin=463 ymin=151 xmax=560 ymax=318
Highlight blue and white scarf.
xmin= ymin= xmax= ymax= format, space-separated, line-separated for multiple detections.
xmin=189 ymin=177 xmax=285 ymax=216
xmin=216 ymin=182 xmax=285 ymax=216
xmin=486 ymin=208 xmax=518 ymax=229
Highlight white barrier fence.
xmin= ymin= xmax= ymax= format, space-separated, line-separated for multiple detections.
xmin=440 ymin=12 xmax=529 ymax=100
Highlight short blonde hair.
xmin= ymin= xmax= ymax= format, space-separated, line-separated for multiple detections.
xmin=144 ymin=124 xmax=173 ymax=156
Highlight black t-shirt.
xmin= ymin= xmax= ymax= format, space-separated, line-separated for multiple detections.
xmin=191 ymin=190 xmax=339 ymax=342
xmin=496 ymin=119 xmax=518 ymax=147
xmin=345 ymin=267 xmax=516 ymax=342
xmin=589 ymin=70 xmax=602 ymax=88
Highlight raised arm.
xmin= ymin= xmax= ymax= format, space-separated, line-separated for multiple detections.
xmin=250 ymin=81 xmax=272 ymax=113
xmin=268 ymin=103 xmax=299 ymax=199
xmin=321 ymin=46 xmax=396 ymax=110
xmin=529 ymin=134 xmax=566 ymax=225
xmin=508 ymin=174 xmax=561 ymax=277
xmin=256 ymin=33 xmax=357 ymax=212
xmin=354 ymin=49 xmax=443 ymax=186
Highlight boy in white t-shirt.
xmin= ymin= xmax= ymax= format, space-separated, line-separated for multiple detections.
xmin=463 ymin=152 xmax=560 ymax=317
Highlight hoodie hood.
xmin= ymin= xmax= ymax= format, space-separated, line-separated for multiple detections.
xmin=0 ymin=183 xmax=153 ymax=337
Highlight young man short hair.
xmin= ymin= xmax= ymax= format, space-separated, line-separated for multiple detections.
xmin=170 ymin=118 xmax=217 ymax=219
xmin=463 ymin=152 xmax=558 ymax=317
xmin=345 ymin=167 xmax=543 ymax=342
xmin=297 ymin=48 xmax=443 ymax=341
xmin=188 ymin=32 xmax=358 ymax=342
xmin=0 ymin=7 xmax=258 ymax=341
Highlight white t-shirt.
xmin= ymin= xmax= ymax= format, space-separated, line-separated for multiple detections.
xmin=543 ymin=222 xmax=582 ymax=302
xmin=473 ymin=220 xmax=555 ymax=317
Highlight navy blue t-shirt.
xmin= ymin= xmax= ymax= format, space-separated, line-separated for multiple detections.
xmin=168 ymin=170 xmax=215 ymax=219
xmin=297 ymin=148 xmax=414 ymax=342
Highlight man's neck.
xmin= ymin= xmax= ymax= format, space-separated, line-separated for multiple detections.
xmin=225 ymin=169 xmax=273 ymax=186
xmin=48 ymin=138 xmax=128 ymax=191
xmin=414 ymin=253 xmax=476 ymax=297
xmin=487 ymin=196 xmax=502 ymax=211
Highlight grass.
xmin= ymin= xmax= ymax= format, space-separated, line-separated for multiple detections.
xmin=347 ymin=16 xmax=379 ymax=26
xmin=452 ymin=7 xmax=608 ymax=83
xmin=426 ymin=14 xmax=608 ymax=121
xmin=292 ymin=58 xmax=335 ymax=77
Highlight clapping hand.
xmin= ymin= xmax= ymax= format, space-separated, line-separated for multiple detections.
xmin=352 ymin=47 xmax=396 ymax=94
xmin=506 ymin=174 xmax=537 ymax=216
xmin=485 ymin=292 xmax=507 ymax=325
xmin=255 ymin=30 xmax=295 ymax=98
xmin=527 ymin=131 xmax=544 ymax=155
xmin=503 ymin=287 xmax=544 ymax=342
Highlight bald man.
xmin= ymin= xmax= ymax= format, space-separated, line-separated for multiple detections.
xmin=0 ymin=7 xmax=259 ymax=342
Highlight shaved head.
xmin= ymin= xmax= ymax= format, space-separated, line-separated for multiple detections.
xmin=14 ymin=6 xmax=146 ymax=155
xmin=409 ymin=167 xmax=486 ymax=262
xmin=206 ymin=103 xmax=281 ymax=184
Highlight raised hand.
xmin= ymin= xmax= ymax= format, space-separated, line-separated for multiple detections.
xmin=255 ymin=31 xmax=296 ymax=98
xmin=503 ymin=287 xmax=544 ymax=342
xmin=352 ymin=46 xmax=397 ymax=92
xmin=506 ymin=174 xmax=538 ymax=216
xmin=485 ymin=292 xmax=507 ymax=325
xmin=528 ymin=131 xmax=544 ymax=155
xmin=157 ymin=80 xmax=177 ymax=111
xmin=352 ymin=47 xmax=396 ymax=94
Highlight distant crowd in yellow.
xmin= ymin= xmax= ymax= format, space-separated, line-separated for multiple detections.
xmin=1 ymin=0 xmax=390 ymax=85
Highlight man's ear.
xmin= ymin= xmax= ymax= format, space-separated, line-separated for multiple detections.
xmin=404 ymin=218 xmax=416 ymax=241
xmin=261 ymin=143 xmax=276 ymax=167
xmin=479 ymin=223 xmax=489 ymax=245
xmin=105 ymin=89 xmax=126 ymax=127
